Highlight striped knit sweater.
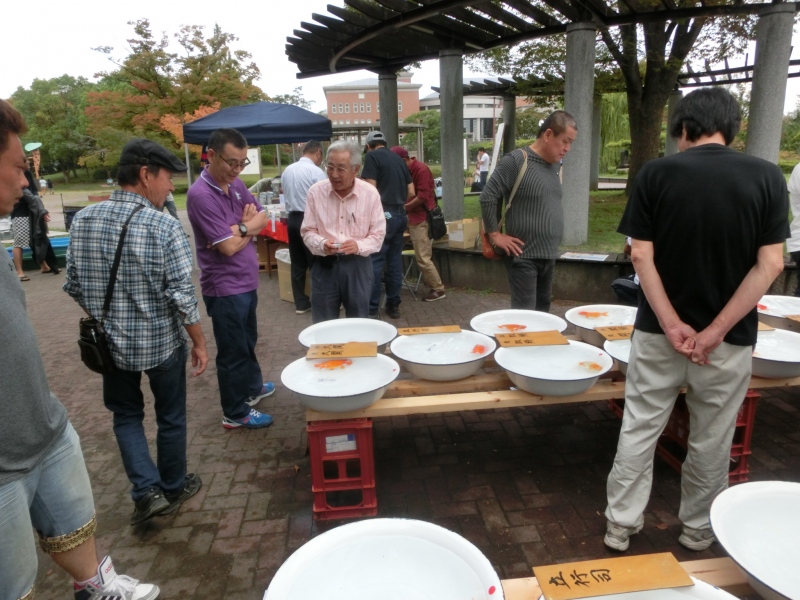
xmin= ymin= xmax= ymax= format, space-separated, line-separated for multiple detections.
xmin=479 ymin=147 xmax=563 ymax=260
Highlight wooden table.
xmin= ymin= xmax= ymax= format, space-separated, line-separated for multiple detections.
xmin=306 ymin=369 xmax=800 ymax=421
xmin=501 ymin=556 xmax=753 ymax=599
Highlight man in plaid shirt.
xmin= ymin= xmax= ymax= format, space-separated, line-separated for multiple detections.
xmin=64 ymin=139 xmax=208 ymax=527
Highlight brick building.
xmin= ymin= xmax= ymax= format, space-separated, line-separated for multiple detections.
xmin=323 ymin=72 xmax=422 ymax=128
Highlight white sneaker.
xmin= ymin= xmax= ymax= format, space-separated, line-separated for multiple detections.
xmin=603 ymin=522 xmax=642 ymax=552
xmin=678 ymin=526 xmax=716 ymax=551
xmin=74 ymin=556 xmax=160 ymax=600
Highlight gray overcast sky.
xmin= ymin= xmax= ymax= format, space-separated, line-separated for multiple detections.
xmin=1 ymin=0 xmax=798 ymax=114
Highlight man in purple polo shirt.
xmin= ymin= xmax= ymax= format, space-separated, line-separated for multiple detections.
xmin=187 ymin=128 xmax=273 ymax=429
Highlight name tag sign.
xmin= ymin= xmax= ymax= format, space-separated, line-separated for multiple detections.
xmin=535 ymin=553 xmax=693 ymax=600
xmin=757 ymin=321 xmax=775 ymax=331
xmin=595 ymin=325 xmax=634 ymax=341
xmin=397 ymin=325 xmax=462 ymax=335
xmin=306 ymin=342 xmax=377 ymax=359
xmin=496 ymin=330 xmax=569 ymax=347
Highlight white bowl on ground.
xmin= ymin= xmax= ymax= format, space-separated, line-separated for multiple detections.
xmin=757 ymin=295 xmax=800 ymax=333
xmin=281 ymin=354 xmax=400 ymax=412
xmin=298 ymin=318 xmax=397 ymax=351
xmin=469 ymin=309 xmax=566 ymax=338
xmin=711 ymin=481 xmax=800 ymax=600
xmin=266 ymin=518 xmax=503 ymax=600
xmin=565 ymin=304 xmax=637 ymax=347
xmin=752 ymin=328 xmax=800 ymax=379
xmin=390 ymin=330 xmax=496 ymax=381
xmin=604 ymin=338 xmax=632 ymax=375
xmin=494 ymin=340 xmax=613 ymax=396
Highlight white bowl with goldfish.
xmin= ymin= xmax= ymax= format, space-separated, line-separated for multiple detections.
xmin=469 ymin=309 xmax=567 ymax=338
xmin=390 ymin=330 xmax=496 ymax=381
xmin=281 ymin=354 xmax=400 ymax=412
xmin=565 ymin=304 xmax=638 ymax=347
xmin=495 ymin=340 xmax=613 ymax=396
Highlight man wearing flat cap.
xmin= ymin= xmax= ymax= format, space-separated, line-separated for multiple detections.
xmin=65 ymin=138 xmax=209 ymax=526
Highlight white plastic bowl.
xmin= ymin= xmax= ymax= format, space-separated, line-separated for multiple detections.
xmin=298 ymin=318 xmax=397 ymax=351
xmin=565 ymin=304 xmax=638 ymax=347
xmin=757 ymin=295 xmax=800 ymax=333
xmin=390 ymin=330 xmax=496 ymax=381
xmin=752 ymin=328 xmax=800 ymax=379
xmin=604 ymin=338 xmax=632 ymax=376
xmin=495 ymin=340 xmax=613 ymax=396
xmin=281 ymin=354 xmax=400 ymax=412
xmin=266 ymin=518 xmax=503 ymax=600
xmin=469 ymin=309 xmax=567 ymax=338
xmin=711 ymin=481 xmax=800 ymax=600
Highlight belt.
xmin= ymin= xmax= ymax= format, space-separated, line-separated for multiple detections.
xmin=383 ymin=205 xmax=406 ymax=215
xmin=316 ymin=254 xmax=366 ymax=267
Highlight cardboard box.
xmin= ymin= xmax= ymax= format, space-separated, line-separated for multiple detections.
xmin=446 ymin=219 xmax=480 ymax=250
xmin=277 ymin=256 xmax=311 ymax=303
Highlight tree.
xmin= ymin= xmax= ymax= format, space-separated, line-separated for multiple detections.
xmin=11 ymin=75 xmax=95 ymax=182
xmin=270 ymin=87 xmax=314 ymax=110
xmin=469 ymin=13 xmax=756 ymax=192
xmin=402 ymin=110 xmax=442 ymax=163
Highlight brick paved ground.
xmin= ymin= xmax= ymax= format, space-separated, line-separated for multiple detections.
xmin=21 ymin=239 xmax=800 ymax=599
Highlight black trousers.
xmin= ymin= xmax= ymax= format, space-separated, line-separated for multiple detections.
xmin=310 ymin=255 xmax=373 ymax=323
xmin=288 ymin=211 xmax=313 ymax=311
xmin=506 ymin=257 xmax=555 ymax=312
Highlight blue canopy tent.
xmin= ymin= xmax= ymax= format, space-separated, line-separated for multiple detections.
xmin=182 ymin=102 xmax=332 ymax=180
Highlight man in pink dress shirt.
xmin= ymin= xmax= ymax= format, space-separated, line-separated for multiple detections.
xmin=301 ymin=140 xmax=386 ymax=323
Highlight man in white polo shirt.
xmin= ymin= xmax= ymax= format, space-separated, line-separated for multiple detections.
xmin=281 ymin=141 xmax=325 ymax=314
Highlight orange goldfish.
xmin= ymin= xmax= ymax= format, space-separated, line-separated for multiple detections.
xmin=498 ymin=324 xmax=526 ymax=332
xmin=578 ymin=311 xmax=608 ymax=319
xmin=313 ymin=359 xmax=353 ymax=370
xmin=579 ymin=361 xmax=603 ymax=371
xmin=471 ymin=344 xmax=486 ymax=354
xmin=757 ymin=303 xmax=767 ymax=311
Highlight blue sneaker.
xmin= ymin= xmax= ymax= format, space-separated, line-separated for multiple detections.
xmin=222 ymin=409 xmax=273 ymax=429
xmin=247 ymin=382 xmax=275 ymax=407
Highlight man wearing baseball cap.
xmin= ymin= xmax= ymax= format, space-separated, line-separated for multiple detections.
xmin=65 ymin=138 xmax=208 ymax=527
xmin=361 ymin=130 xmax=414 ymax=319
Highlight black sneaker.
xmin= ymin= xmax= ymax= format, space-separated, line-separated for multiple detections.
xmin=386 ymin=305 xmax=400 ymax=319
xmin=160 ymin=473 xmax=202 ymax=515
xmin=130 ymin=489 xmax=169 ymax=526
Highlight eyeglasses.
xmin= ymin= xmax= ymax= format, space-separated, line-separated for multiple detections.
xmin=217 ymin=155 xmax=251 ymax=169
xmin=326 ymin=164 xmax=353 ymax=173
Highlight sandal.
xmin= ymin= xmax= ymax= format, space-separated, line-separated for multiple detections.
xmin=19 ymin=276 xmax=30 ymax=281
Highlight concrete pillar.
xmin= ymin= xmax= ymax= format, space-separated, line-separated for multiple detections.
xmin=439 ymin=48 xmax=464 ymax=221
xmin=590 ymin=94 xmax=602 ymax=190
xmin=503 ymin=95 xmax=516 ymax=154
xmin=378 ymin=72 xmax=399 ymax=148
xmin=745 ymin=3 xmax=794 ymax=163
xmin=665 ymin=89 xmax=683 ymax=156
xmin=562 ymin=22 xmax=596 ymax=245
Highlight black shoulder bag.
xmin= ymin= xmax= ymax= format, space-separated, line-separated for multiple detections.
xmin=426 ymin=198 xmax=448 ymax=240
xmin=77 ymin=205 xmax=144 ymax=374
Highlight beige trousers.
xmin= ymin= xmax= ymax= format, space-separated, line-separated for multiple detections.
xmin=408 ymin=220 xmax=444 ymax=293
xmin=606 ymin=330 xmax=752 ymax=531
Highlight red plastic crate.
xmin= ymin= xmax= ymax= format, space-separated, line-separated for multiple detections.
xmin=607 ymin=390 xmax=759 ymax=484
xmin=307 ymin=418 xmax=377 ymax=521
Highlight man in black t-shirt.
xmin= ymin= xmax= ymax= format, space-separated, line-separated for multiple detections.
xmin=604 ymin=88 xmax=788 ymax=553
xmin=361 ymin=131 xmax=414 ymax=319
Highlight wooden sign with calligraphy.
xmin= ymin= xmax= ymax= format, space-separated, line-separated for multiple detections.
xmin=306 ymin=342 xmax=377 ymax=360
xmin=757 ymin=321 xmax=775 ymax=331
xmin=495 ymin=330 xmax=569 ymax=348
xmin=397 ymin=325 xmax=462 ymax=335
xmin=534 ymin=553 xmax=693 ymax=600
xmin=594 ymin=325 xmax=634 ymax=341
xmin=784 ymin=315 xmax=800 ymax=323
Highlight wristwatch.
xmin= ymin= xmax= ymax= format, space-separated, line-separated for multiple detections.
xmin=237 ymin=223 xmax=248 ymax=237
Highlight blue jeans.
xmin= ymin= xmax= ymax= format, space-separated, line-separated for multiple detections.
xmin=0 ymin=422 xmax=95 ymax=600
xmin=370 ymin=210 xmax=408 ymax=312
xmin=204 ymin=291 xmax=264 ymax=420
xmin=103 ymin=345 xmax=188 ymax=501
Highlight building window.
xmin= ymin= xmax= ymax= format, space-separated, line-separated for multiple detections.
xmin=353 ymin=103 xmax=358 ymax=113
xmin=360 ymin=102 xmax=365 ymax=113
xmin=331 ymin=104 xmax=337 ymax=114
xmin=346 ymin=119 xmax=351 ymax=124
xmin=345 ymin=103 xmax=350 ymax=113
xmin=338 ymin=103 xmax=343 ymax=113
xmin=376 ymin=102 xmax=380 ymax=112
xmin=366 ymin=103 xmax=371 ymax=113
xmin=481 ymin=118 xmax=493 ymax=140
xmin=367 ymin=119 xmax=372 ymax=124
xmin=398 ymin=101 xmax=402 ymax=112
xmin=358 ymin=93 xmax=365 ymax=99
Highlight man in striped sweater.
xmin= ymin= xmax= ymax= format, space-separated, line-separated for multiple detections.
xmin=479 ymin=111 xmax=577 ymax=312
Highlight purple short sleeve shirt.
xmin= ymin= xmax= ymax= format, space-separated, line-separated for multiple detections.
xmin=187 ymin=167 xmax=262 ymax=297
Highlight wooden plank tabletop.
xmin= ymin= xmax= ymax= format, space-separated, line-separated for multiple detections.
xmin=501 ymin=557 xmax=752 ymax=599
xmin=305 ymin=374 xmax=800 ymax=421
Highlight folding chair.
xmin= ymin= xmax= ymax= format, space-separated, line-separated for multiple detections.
xmin=401 ymin=249 xmax=422 ymax=300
